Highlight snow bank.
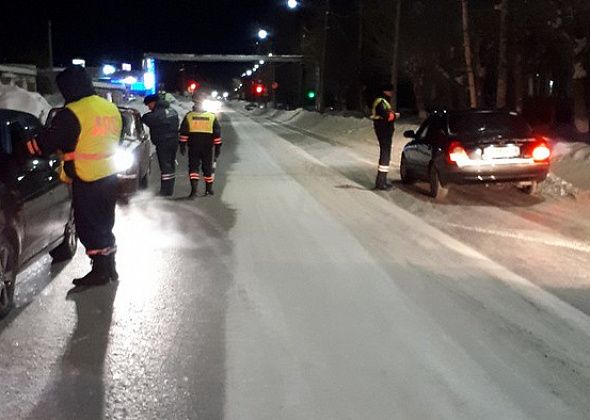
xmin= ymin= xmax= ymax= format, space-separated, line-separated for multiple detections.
xmin=0 ymin=84 xmax=52 ymax=123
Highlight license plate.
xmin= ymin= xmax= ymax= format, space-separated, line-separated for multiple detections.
xmin=483 ymin=145 xmax=520 ymax=159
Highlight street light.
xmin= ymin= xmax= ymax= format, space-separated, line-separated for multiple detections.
xmin=258 ymin=29 xmax=269 ymax=40
xmin=287 ymin=0 xmax=299 ymax=9
xmin=246 ymin=70 xmax=253 ymax=76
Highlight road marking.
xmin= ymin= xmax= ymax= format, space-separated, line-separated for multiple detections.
xmin=440 ymin=222 xmax=590 ymax=254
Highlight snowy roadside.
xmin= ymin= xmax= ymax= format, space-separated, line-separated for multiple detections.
xmin=245 ymin=104 xmax=587 ymax=198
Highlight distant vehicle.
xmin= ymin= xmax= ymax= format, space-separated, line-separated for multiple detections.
xmin=0 ymin=109 xmax=77 ymax=318
xmin=47 ymin=106 xmax=152 ymax=198
xmin=400 ymin=110 xmax=551 ymax=200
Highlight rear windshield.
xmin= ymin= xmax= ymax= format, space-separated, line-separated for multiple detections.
xmin=449 ymin=113 xmax=532 ymax=139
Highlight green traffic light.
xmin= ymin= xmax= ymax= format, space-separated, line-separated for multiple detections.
xmin=307 ymin=91 xmax=316 ymax=99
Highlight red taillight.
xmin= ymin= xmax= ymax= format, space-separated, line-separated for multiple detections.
xmin=447 ymin=141 xmax=468 ymax=164
xmin=532 ymin=143 xmax=551 ymax=162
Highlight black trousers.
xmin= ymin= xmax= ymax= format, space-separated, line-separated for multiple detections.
xmin=156 ymin=142 xmax=178 ymax=176
xmin=72 ymin=175 xmax=117 ymax=256
xmin=188 ymin=144 xmax=214 ymax=183
xmin=156 ymin=142 xmax=178 ymax=195
xmin=374 ymin=123 xmax=394 ymax=172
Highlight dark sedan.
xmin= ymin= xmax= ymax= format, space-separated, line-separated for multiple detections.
xmin=0 ymin=109 xmax=77 ymax=317
xmin=400 ymin=110 xmax=551 ymax=200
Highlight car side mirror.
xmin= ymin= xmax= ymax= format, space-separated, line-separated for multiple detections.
xmin=403 ymin=130 xmax=416 ymax=139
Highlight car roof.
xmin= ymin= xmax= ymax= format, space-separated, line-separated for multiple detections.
xmin=0 ymin=109 xmax=39 ymax=123
xmin=443 ymin=109 xmax=520 ymax=118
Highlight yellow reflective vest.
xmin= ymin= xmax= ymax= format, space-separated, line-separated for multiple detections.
xmin=60 ymin=96 xmax=122 ymax=183
xmin=371 ymin=97 xmax=392 ymax=120
xmin=185 ymin=111 xmax=216 ymax=134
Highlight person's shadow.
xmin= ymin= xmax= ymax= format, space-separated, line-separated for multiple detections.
xmin=26 ymin=283 xmax=118 ymax=420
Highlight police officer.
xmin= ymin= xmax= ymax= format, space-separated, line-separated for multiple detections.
xmin=179 ymin=99 xmax=222 ymax=198
xmin=141 ymin=94 xmax=179 ymax=196
xmin=27 ymin=66 xmax=122 ymax=286
xmin=371 ymin=83 xmax=399 ymax=190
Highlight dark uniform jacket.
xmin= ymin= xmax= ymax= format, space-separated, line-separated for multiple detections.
xmin=141 ymin=101 xmax=179 ymax=147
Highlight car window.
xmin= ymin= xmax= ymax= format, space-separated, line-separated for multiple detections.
xmin=424 ymin=117 xmax=446 ymax=144
xmin=449 ymin=112 xmax=533 ymax=139
xmin=121 ymin=110 xmax=138 ymax=141
xmin=415 ymin=119 xmax=432 ymax=143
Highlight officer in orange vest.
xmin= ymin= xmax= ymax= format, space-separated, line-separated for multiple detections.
xmin=179 ymin=99 xmax=222 ymax=198
xmin=26 ymin=66 xmax=122 ymax=287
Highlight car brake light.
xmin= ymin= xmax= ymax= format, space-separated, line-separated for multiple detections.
xmin=532 ymin=143 xmax=551 ymax=161
xmin=447 ymin=141 xmax=469 ymax=164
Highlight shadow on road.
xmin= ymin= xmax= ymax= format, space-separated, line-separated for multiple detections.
xmin=25 ymin=283 xmax=118 ymax=420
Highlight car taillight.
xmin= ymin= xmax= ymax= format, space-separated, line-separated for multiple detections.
xmin=447 ymin=141 xmax=469 ymax=164
xmin=532 ymin=143 xmax=551 ymax=162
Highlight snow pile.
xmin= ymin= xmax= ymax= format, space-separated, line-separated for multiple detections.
xmin=541 ymin=173 xmax=581 ymax=198
xmin=0 ymin=83 xmax=52 ymax=122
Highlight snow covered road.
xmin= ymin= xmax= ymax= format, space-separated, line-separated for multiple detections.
xmin=1 ymin=104 xmax=590 ymax=419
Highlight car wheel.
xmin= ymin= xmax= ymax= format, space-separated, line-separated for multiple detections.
xmin=429 ymin=166 xmax=449 ymax=201
xmin=400 ymin=155 xmax=415 ymax=184
xmin=50 ymin=210 xmax=78 ymax=262
xmin=0 ymin=240 xmax=16 ymax=318
xmin=522 ymin=181 xmax=540 ymax=195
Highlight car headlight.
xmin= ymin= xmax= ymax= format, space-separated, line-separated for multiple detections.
xmin=203 ymin=99 xmax=222 ymax=113
xmin=114 ymin=148 xmax=135 ymax=172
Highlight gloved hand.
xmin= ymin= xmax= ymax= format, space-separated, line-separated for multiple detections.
xmin=179 ymin=143 xmax=186 ymax=156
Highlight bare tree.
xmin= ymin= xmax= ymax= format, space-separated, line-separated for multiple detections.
xmin=496 ymin=0 xmax=509 ymax=109
xmin=390 ymin=0 xmax=402 ymax=109
xmin=461 ymin=0 xmax=478 ymax=108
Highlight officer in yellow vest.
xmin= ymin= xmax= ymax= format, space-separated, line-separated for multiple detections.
xmin=371 ymin=83 xmax=399 ymax=190
xmin=26 ymin=66 xmax=122 ymax=287
xmin=179 ymin=99 xmax=222 ymax=198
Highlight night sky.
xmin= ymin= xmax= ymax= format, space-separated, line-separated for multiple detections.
xmin=1 ymin=0 xmax=301 ymax=89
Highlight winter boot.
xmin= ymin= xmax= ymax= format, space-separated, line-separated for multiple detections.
xmin=159 ymin=178 xmax=175 ymax=197
xmin=189 ymin=179 xmax=199 ymax=199
xmin=373 ymin=172 xmax=388 ymax=190
xmin=108 ymin=254 xmax=119 ymax=281
xmin=73 ymin=256 xmax=111 ymax=287
xmin=205 ymin=182 xmax=214 ymax=196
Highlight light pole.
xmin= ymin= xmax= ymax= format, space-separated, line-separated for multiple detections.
xmin=257 ymin=28 xmax=276 ymax=108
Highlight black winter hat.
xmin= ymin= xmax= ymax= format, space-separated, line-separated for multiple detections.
xmin=144 ymin=94 xmax=160 ymax=105
xmin=381 ymin=83 xmax=394 ymax=92
xmin=56 ymin=66 xmax=96 ymax=104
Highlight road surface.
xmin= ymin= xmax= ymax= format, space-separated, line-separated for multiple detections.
xmin=1 ymin=104 xmax=590 ymax=419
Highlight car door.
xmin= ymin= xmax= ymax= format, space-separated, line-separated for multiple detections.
xmin=416 ymin=117 xmax=446 ymax=175
xmin=9 ymin=119 xmax=65 ymax=260
xmin=406 ymin=118 xmax=432 ymax=177
xmin=133 ymin=111 xmax=151 ymax=180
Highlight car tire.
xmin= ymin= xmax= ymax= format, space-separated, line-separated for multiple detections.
xmin=429 ymin=166 xmax=449 ymax=201
xmin=522 ymin=181 xmax=540 ymax=196
xmin=400 ymin=155 xmax=415 ymax=184
xmin=0 ymin=240 xmax=16 ymax=318
xmin=50 ymin=210 xmax=78 ymax=262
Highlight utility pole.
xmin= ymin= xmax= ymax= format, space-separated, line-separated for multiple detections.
xmin=48 ymin=20 xmax=54 ymax=68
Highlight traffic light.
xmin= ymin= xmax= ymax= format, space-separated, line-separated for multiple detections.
xmin=187 ymin=80 xmax=200 ymax=94
xmin=306 ymin=90 xmax=316 ymax=100
xmin=253 ymin=83 xmax=266 ymax=96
